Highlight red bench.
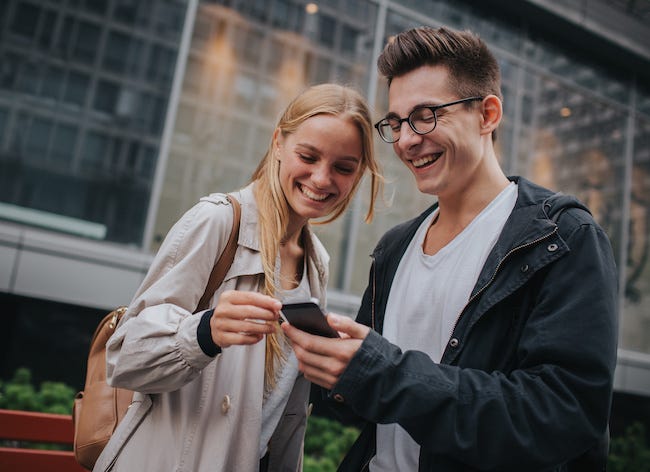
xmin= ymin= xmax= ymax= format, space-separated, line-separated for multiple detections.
xmin=0 ymin=409 xmax=86 ymax=471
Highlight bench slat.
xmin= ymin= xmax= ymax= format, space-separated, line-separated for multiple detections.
xmin=0 ymin=409 xmax=74 ymax=444
xmin=0 ymin=409 xmax=86 ymax=471
xmin=0 ymin=447 xmax=86 ymax=472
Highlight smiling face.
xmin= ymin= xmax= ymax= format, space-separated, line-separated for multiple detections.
xmin=388 ymin=65 xmax=489 ymax=199
xmin=275 ymin=114 xmax=363 ymax=225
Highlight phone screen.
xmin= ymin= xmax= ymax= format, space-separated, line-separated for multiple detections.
xmin=280 ymin=302 xmax=340 ymax=338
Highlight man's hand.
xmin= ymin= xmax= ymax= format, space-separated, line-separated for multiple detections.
xmin=282 ymin=313 xmax=370 ymax=389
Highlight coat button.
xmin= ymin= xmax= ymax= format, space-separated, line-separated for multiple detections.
xmin=221 ymin=395 xmax=231 ymax=414
xmin=520 ymin=264 xmax=529 ymax=273
xmin=333 ymin=393 xmax=345 ymax=403
xmin=449 ymin=338 xmax=459 ymax=348
xmin=547 ymin=243 xmax=558 ymax=252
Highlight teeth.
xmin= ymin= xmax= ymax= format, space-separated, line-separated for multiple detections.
xmin=300 ymin=185 xmax=329 ymax=201
xmin=412 ymin=154 xmax=440 ymax=168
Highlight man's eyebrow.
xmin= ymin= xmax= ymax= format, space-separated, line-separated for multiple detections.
xmin=384 ymin=102 xmax=439 ymax=119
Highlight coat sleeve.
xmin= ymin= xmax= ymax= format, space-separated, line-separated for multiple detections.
xmin=106 ymin=198 xmax=233 ymax=394
xmin=329 ymin=220 xmax=618 ymax=469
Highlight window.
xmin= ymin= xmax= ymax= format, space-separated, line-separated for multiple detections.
xmin=104 ymin=31 xmax=131 ymax=73
xmin=40 ymin=65 xmax=65 ymax=101
xmin=81 ymin=130 xmax=109 ymax=170
xmin=25 ymin=117 xmax=53 ymax=163
xmin=38 ymin=9 xmax=57 ymax=48
xmin=0 ymin=52 xmax=19 ymax=89
xmin=114 ymin=0 xmax=138 ymax=25
xmin=140 ymin=145 xmax=157 ymax=179
xmin=93 ymin=80 xmax=120 ymax=114
xmin=51 ymin=123 xmax=78 ymax=166
xmin=16 ymin=61 xmax=39 ymax=96
xmin=155 ymin=1 xmax=185 ymax=37
xmin=341 ymin=24 xmax=358 ymax=58
xmin=55 ymin=16 xmax=75 ymax=56
xmin=63 ymin=71 xmax=90 ymax=107
xmin=150 ymin=96 xmax=166 ymax=135
xmin=0 ymin=108 xmax=8 ymax=149
xmin=72 ymin=21 xmax=101 ymax=64
xmin=318 ymin=14 xmax=336 ymax=48
xmin=147 ymin=44 xmax=176 ymax=87
xmin=11 ymin=1 xmax=40 ymax=38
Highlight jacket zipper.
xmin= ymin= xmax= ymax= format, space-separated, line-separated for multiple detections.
xmin=371 ymin=255 xmax=377 ymax=331
xmin=445 ymin=226 xmax=560 ymax=354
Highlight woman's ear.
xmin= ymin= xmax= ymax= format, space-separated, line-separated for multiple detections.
xmin=272 ymin=128 xmax=283 ymax=160
xmin=480 ymin=95 xmax=502 ymax=136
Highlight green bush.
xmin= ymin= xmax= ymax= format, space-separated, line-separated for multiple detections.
xmin=608 ymin=422 xmax=650 ymax=472
xmin=0 ymin=367 xmax=75 ymax=414
xmin=304 ymin=415 xmax=360 ymax=472
xmin=0 ymin=367 xmax=76 ymax=450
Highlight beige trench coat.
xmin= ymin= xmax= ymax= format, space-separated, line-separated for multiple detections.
xmin=93 ymin=184 xmax=329 ymax=472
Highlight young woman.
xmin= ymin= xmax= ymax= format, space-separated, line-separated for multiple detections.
xmin=92 ymin=83 xmax=382 ymax=472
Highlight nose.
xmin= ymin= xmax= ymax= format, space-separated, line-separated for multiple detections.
xmin=311 ymin=164 xmax=332 ymax=188
xmin=395 ymin=120 xmax=422 ymax=152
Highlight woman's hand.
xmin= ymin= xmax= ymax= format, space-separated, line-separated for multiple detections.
xmin=210 ymin=290 xmax=282 ymax=348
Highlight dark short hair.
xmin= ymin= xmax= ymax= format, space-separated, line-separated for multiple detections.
xmin=377 ymin=26 xmax=502 ymax=101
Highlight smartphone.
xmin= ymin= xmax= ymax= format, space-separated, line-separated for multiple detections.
xmin=280 ymin=301 xmax=340 ymax=338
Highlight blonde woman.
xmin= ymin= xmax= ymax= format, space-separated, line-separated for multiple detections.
xmin=93 ymin=83 xmax=382 ymax=472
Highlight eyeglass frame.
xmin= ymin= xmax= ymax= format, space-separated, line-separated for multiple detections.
xmin=374 ymin=96 xmax=484 ymax=143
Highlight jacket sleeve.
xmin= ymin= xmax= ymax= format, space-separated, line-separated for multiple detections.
xmin=106 ymin=198 xmax=233 ymax=394
xmin=329 ymin=220 xmax=618 ymax=469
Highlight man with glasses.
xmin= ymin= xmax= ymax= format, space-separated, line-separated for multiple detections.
xmin=283 ymin=26 xmax=617 ymax=471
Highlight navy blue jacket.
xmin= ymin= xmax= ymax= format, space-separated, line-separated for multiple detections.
xmin=330 ymin=177 xmax=618 ymax=471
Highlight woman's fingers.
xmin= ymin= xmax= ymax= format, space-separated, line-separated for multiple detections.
xmin=215 ymin=331 xmax=264 ymax=347
xmin=210 ymin=290 xmax=282 ymax=348
xmin=215 ymin=290 xmax=281 ymax=321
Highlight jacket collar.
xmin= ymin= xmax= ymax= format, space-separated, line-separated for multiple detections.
xmin=232 ymin=183 xmax=263 ymax=252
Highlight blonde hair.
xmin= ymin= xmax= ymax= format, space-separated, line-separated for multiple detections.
xmin=250 ymin=83 xmax=382 ymax=386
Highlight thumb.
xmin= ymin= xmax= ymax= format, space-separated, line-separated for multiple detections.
xmin=327 ymin=314 xmax=370 ymax=340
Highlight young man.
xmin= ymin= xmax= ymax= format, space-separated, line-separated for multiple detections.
xmin=282 ymin=26 xmax=618 ymax=471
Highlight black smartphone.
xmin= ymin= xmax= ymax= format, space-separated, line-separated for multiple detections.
xmin=280 ymin=301 xmax=340 ymax=338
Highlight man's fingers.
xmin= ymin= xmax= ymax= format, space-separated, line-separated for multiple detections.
xmin=287 ymin=333 xmax=346 ymax=390
xmin=281 ymin=322 xmax=332 ymax=354
xmin=327 ymin=314 xmax=370 ymax=340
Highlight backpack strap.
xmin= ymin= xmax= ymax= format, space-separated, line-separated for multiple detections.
xmin=195 ymin=194 xmax=241 ymax=312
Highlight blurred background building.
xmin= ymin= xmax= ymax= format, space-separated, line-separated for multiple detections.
xmin=1 ymin=0 xmax=649 ymax=433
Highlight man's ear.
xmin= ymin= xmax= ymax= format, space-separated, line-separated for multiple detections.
xmin=480 ymin=95 xmax=502 ymax=136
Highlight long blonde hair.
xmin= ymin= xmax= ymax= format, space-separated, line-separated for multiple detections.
xmin=250 ymin=83 xmax=382 ymax=386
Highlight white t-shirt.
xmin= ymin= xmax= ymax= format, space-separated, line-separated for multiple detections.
xmin=259 ymin=260 xmax=310 ymax=458
xmin=370 ymin=183 xmax=517 ymax=472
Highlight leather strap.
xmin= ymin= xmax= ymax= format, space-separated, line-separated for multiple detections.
xmin=195 ymin=194 xmax=241 ymax=312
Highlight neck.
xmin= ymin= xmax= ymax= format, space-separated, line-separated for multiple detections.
xmin=282 ymin=219 xmax=307 ymax=247
xmin=437 ymin=157 xmax=509 ymax=228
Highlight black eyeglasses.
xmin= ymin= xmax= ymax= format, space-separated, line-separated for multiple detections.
xmin=374 ymin=96 xmax=484 ymax=143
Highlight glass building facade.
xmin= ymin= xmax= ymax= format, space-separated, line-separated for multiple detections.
xmin=1 ymin=0 xmax=650 ymax=402
xmin=0 ymin=0 xmax=186 ymax=244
